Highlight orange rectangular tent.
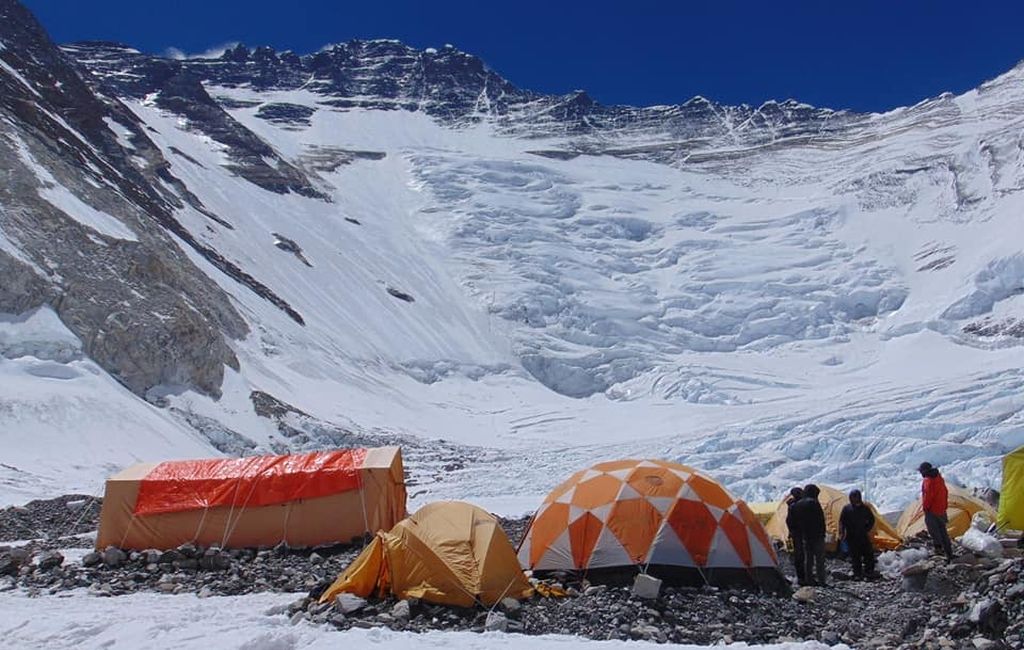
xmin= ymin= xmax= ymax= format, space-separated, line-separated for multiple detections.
xmin=96 ymin=447 xmax=406 ymax=550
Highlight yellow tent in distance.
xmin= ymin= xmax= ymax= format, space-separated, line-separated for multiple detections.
xmin=897 ymin=485 xmax=997 ymax=541
xmin=764 ymin=485 xmax=901 ymax=552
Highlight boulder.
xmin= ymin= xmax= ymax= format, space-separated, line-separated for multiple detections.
xmin=332 ymin=593 xmax=367 ymax=614
xmin=81 ymin=552 xmax=102 ymax=568
xmin=631 ymin=573 xmax=662 ymax=600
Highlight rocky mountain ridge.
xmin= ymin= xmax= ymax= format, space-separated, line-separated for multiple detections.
xmin=63 ymin=38 xmax=861 ymax=148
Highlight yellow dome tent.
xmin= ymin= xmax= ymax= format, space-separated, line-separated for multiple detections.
xmin=998 ymin=445 xmax=1024 ymax=531
xmin=748 ymin=502 xmax=780 ymax=526
xmin=897 ymin=485 xmax=997 ymax=541
xmin=319 ymin=501 xmax=533 ymax=608
xmin=764 ymin=485 xmax=901 ymax=552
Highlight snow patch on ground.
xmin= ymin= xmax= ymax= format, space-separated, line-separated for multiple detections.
xmin=0 ymin=590 xmax=838 ymax=650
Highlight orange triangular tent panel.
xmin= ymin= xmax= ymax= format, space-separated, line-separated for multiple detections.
xmin=897 ymin=485 xmax=997 ymax=540
xmin=763 ymin=485 xmax=901 ymax=551
xmin=320 ymin=501 xmax=532 ymax=608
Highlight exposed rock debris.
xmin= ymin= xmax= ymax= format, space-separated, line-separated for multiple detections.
xmin=1 ymin=497 xmax=1020 ymax=649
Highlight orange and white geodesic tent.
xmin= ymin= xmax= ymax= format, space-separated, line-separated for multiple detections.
xmin=518 ymin=459 xmax=785 ymax=590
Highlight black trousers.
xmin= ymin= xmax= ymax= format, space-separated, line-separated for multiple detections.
xmin=924 ymin=511 xmax=953 ymax=559
xmin=847 ymin=536 xmax=874 ymax=576
xmin=802 ymin=536 xmax=827 ymax=586
xmin=791 ymin=537 xmax=805 ymax=583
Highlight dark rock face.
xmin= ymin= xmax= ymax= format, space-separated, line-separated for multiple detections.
xmin=0 ymin=0 xmax=318 ymax=397
xmin=255 ymin=102 xmax=316 ymax=127
xmin=59 ymin=42 xmax=325 ymax=200
xmin=60 ymin=38 xmax=863 ymax=154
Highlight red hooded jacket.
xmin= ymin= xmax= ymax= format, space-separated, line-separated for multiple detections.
xmin=921 ymin=471 xmax=948 ymax=515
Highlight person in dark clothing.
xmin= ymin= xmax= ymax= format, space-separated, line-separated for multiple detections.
xmin=784 ymin=487 xmax=806 ymax=585
xmin=918 ymin=462 xmax=954 ymax=562
xmin=839 ymin=489 xmax=876 ymax=579
xmin=788 ymin=484 xmax=827 ymax=586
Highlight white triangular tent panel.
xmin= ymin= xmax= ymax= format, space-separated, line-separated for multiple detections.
xmin=747 ymin=528 xmax=775 ymax=567
xmin=647 ymin=496 xmax=676 ymax=515
xmin=586 ymin=524 xmax=633 ymax=569
xmin=590 ymin=503 xmax=614 ymax=523
xmin=554 ymin=487 xmax=576 ymax=504
xmin=534 ymin=528 xmax=575 ymax=571
xmin=617 ymin=483 xmax=642 ymax=500
xmin=646 ymin=521 xmax=696 ymax=567
xmin=705 ymin=529 xmax=745 ymax=569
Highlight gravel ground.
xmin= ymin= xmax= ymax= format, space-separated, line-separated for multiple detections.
xmin=0 ymin=494 xmax=100 ymax=546
xmin=1 ymin=495 xmax=1020 ymax=649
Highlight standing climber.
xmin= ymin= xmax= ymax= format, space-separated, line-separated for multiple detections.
xmin=918 ymin=462 xmax=954 ymax=562
xmin=785 ymin=486 xmax=806 ymax=585
xmin=839 ymin=489 xmax=876 ymax=579
xmin=789 ymin=484 xmax=827 ymax=586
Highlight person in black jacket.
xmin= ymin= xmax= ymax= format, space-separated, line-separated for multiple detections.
xmin=788 ymin=484 xmax=827 ymax=586
xmin=839 ymin=489 xmax=876 ymax=579
xmin=784 ymin=487 xmax=806 ymax=585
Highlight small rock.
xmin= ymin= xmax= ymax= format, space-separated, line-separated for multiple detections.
xmin=176 ymin=543 xmax=199 ymax=559
xmin=81 ymin=552 xmax=102 ymax=568
xmin=583 ymin=584 xmax=607 ymax=597
xmin=391 ymin=599 xmax=411 ymax=620
xmin=102 ymin=547 xmax=127 ymax=568
xmin=199 ymin=550 xmax=230 ymax=571
xmin=499 ymin=597 xmax=521 ymax=615
xmin=159 ymin=550 xmax=183 ymax=564
xmin=792 ymin=586 xmax=815 ymax=603
xmin=36 ymin=551 xmax=64 ymax=571
xmin=289 ymin=611 xmax=305 ymax=626
xmin=197 ymin=586 xmax=214 ymax=598
xmin=309 ymin=552 xmax=324 ymax=565
xmin=484 ymin=611 xmax=508 ymax=632
xmin=971 ymin=637 xmax=997 ymax=650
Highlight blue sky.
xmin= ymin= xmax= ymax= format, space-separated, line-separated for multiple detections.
xmin=23 ymin=0 xmax=1024 ymax=112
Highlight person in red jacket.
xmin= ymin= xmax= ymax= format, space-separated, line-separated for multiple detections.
xmin=918 ymin=462 xmax=954 ymax=561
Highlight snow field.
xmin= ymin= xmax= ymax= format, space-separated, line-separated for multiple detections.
xmin=0 ymin=590 xmax=841 ymax=650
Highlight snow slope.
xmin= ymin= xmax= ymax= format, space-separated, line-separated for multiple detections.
xmin=2 ymin=32 xmax=1024 ymax=516
xmin=0 ymin=308 xmax=219 ymax=502
xmin=123 ymin=74 xmax=1023 ymax=512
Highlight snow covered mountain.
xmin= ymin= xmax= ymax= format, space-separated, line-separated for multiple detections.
xmin=1 ymin=0 xmax=1022 ymax=511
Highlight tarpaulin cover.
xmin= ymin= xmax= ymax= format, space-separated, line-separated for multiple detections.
xmin=133 ymin=449 xmax=368 ymax=516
